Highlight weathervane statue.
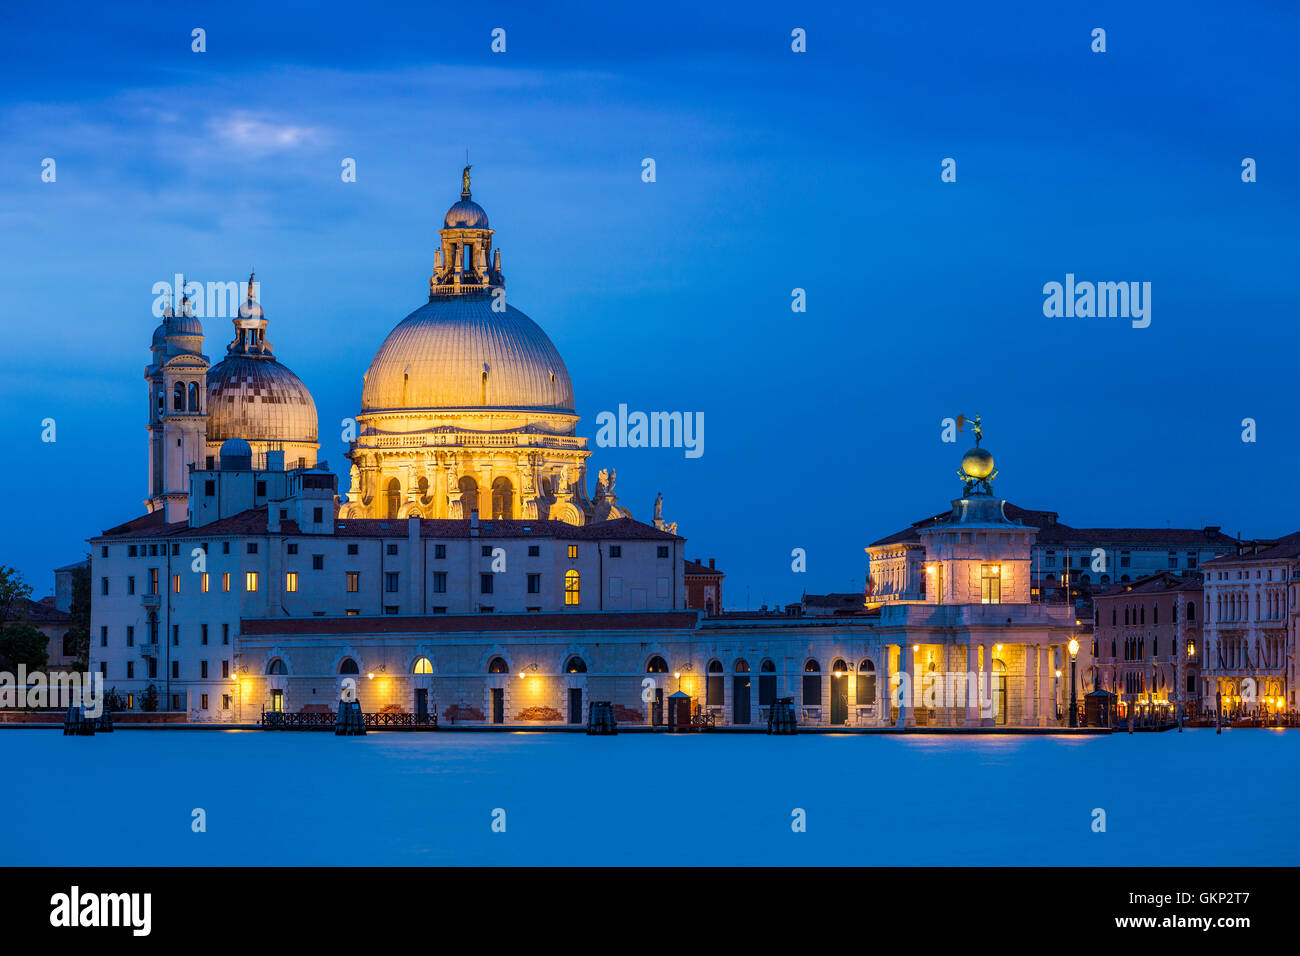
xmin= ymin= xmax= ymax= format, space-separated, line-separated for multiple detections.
xmin=957 ymin=413 xmax=998 ymax=496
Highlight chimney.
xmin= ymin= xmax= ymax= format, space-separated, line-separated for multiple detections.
xmin=470 ymin=509 xmax=479 ymax=536
xmin=708 ymin=558 xmax=715 ymax=569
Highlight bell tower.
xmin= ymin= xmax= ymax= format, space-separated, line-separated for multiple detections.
xmin=146 ymin=283 xmax=210 ymax=522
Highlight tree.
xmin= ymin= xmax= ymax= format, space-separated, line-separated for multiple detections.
xmin=0 ymin=566 xmax=33 ymax=627
xmin=64 ymin=560 xmax=91 ymax=668
xmin=140 ymin=683 xmax=159 ymax=713
xmin=0 ymin=623 xmax=49 ymax=673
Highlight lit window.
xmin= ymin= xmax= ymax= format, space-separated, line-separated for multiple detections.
xmin=413 ymin=656 xmax=434 ymax=675
xmin=285 ymin=572 xmax=298 ymax=592
xmin=565 ymin=569 xmax=581 ymax=605
xmin=347 ymin=572 xmax=359 ymax=593
xmin=200 ymin=573 xmax=209 ymax=593
xmin=172 ymin=574 xmax=181 ymax=593
xmin=980 ymin=564 xmax=1001 ymax=604
xmin=246 ymin=571 xmax=259 ymax=592
xmin=567 ymin=545 xmax=578 ymax=559
xmin=222 ymin=572 xmax=230 ymax=593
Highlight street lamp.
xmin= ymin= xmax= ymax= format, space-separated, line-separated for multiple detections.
xmin=1068 ymin=637 xmax=1080 ymax=728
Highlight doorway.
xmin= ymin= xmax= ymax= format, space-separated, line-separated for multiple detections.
xmin=652 ymin=688 xmax=664 ymax=726
xmin=733 ymin=675 xmax=751 ymax=724
xmin=491 ymin=687 xmax=504 ymax=724
xmin=414 ymin=688 xmax=428 ymax=719
xmin=830 ymin=671 xmax=848 ymax=725
xmin=568 ymin=687 xmax=583 ymax=724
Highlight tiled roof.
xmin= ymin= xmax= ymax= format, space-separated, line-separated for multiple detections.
xmin=14 ymin=596 xmax=71 ymax=624
xmin=1202 ymin=531 xmax=1300 ymax=566
xmin=240 ymin=610 xmax=700 ymax=637
xmin=684 ymin=559 xmax=723 ymax=577
xmin=1093 ymin=571 xmax=1201 ymax=600
xmin=871 ymin=501 xmax=1238 ymax=549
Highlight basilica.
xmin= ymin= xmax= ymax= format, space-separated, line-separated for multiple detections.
xmin=88 ymin=169 xmax=1096 ymax=729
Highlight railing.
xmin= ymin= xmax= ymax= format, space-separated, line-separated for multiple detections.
xmin=259 ymin=710 xmax=438 ymax=730
xmin=365 ymin=711 xmax=438 ymax=728
xmin=139 ymin=643 xmax=159 ymax=658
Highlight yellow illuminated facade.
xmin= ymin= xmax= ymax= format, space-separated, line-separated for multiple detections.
xmin=343 ymin=169 xmax=627 ymax=526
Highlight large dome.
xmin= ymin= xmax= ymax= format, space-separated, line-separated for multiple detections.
xmin=362 ymin=296 xmax=575 ymax=412
xmin=207 ymin=354 xmax=319 ymax=442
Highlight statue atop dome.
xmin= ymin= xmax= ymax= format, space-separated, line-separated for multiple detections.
xmin=957 ymin=414 xmax=998 ymax=496
xmin=461 ymin=164 xmax=472 ymax=198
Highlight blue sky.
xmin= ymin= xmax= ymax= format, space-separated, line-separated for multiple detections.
xmin=2 ymin=1 xmax=1298 ymax=606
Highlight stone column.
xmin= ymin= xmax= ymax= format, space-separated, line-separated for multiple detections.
xmin=982 ymin=642 xmax=994 ymax=726
xmin=1030 ymin=642 xmax=1041 ymax=725
xmin=966 ymin=641 xmax=980 ymax=726
xmin=898 ymin=642 xmax=914 ymax=728
xmin=879 ymin=644 xmax=892 ymax=727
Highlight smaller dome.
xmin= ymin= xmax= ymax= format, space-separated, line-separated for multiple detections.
xmin=151 ymin=323 xmax=167 ymax=347
xmin=444 ymin=199 xmax=489 ymax=229
xmin=220 ymin=438 xmax=253 ymax=470
xmin=167 ymin=314 xmax=204 ymax=337
xmin=961 ymin=447 xmax=995 ymax=480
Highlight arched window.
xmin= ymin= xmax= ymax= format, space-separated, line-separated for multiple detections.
xmin=491 ymin=477 xmax=513 ymax=520
xmin=1153 ymin=603 xmax=1158 ymax=625
xmin=1124 ymin=607 xmax=1129 ymax=625
xmin=385 ymin=478 xmax=401 ymax=520
xmin=173 ymin=382 xmax=185 ymax=410
xmin=758 ymin=658 xmax=777 ymax=706
xmin=565 ymin=656 xmax=587 ymax=673
xmin=187 ymin=382 xmax=200 ymax=412
xmin=646 ymin=656 xmax=668 ymax=673
xmin=488 ymin=656 xmax=509 ymax=674
xmin=458 ymin=476 xmax=479 ymax=516
xmin=338 ymin=658 xmax=359 ymax=675
xmin=858 ymin=659 xmax=876 ymax=702
xmin=831 ymin=658 xmax=848 ymax=676
xmin=417 ymin=476 xmax=429 ymax=500
xmin=564 ymin=569 xmax=580 ymax=606
xmin=706 ymin=659 xmax=724 ymax=705
xmin=266 ymin=658 xmax=286 ymax=675
xmin=802 ymin=659 xmax=821 ymax=706
xmin=1140 ymin=605 xmax=1145 ymax=625
xmin=1187 ymin=601 xmax=1195 ymax=622
xmin=733 ymin=659 xmax=750 ymax=673
xmin=412 ymin=656 xmax=433 ymax=675
xmin=1112 ymin=608 xmax=1117 ymax=625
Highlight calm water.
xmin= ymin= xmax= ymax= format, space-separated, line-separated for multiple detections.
xmin=3 ymin=729 xmax=1294 ymax=866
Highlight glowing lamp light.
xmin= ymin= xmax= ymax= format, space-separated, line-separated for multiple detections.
xmin=518 ymin=671 xmax=526 ymax=679
xmin=367 ymin=672 xmax=375 ymax=680
xmin=912 ymin=644 xmax=919 ymax=652
xmin=1068 ymin=638 xmax=1080 ymax=659
xmin=674 ymin=672 xmax=681 ymax=679
xmin=995 ymin=643 xmax=1003 ymax=652
xmin=834 ymin=670 xmax=842 ymax=678
xmin=1055 ymin=670 xmax=1062 ymax=679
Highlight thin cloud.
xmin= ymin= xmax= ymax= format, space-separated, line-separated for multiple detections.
xmin=207 ymin=111 xmax=326 ymax=156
